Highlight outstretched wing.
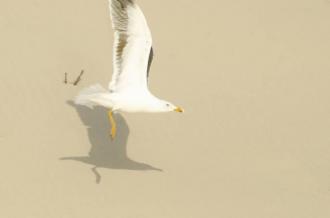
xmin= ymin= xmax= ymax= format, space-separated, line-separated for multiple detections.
xmin=108 ymin=0 xmax=153 ymax=93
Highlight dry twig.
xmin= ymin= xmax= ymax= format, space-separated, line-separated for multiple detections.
xmin=64 ymin=72 xmax=68 ymax=84
xmin=72 ymin=70 xmax=84 ymax=86
xmin=64 ymin=70 xmax=85 ymax=86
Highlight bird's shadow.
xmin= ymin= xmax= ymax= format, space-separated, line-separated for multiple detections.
xmin=61 ymin=101 xmax=162 ymax=183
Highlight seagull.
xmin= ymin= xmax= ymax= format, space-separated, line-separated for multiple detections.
xmin=75 ymin=0 xmax=183 ymax=139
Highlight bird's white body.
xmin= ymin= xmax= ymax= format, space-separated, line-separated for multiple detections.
xmin=77 ymin=84 xmax=167 ymax=113
xmin=75 ymin=0 xmax=182 ymax=114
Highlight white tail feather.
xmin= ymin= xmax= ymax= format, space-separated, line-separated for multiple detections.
xmin=75 ymin=84 xmax=110 ymax=108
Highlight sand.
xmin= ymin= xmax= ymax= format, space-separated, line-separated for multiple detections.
xmin=1 ymin=0 xmax=330 ymax=217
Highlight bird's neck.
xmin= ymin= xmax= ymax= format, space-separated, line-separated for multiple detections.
xmin=143 ymin=94 xmax=165 ymax=113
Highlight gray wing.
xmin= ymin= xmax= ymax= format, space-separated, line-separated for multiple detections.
xmin=108 ymin=0 xmax=153 ymax=92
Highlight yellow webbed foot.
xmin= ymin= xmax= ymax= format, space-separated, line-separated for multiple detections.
xmin=108 ymin=111 xmax=117 ymax=140
xmin=111 ymin=125 xmax=117 ymax=140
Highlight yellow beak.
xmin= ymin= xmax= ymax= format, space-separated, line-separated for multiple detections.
xmin=174 ymin=107 xmax=184 ymax=113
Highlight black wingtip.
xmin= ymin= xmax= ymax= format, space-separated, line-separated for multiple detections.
xmin=147 ymin=47 xmax=154 ymax=79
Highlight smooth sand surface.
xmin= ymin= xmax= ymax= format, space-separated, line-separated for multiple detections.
xmin=1 ymin=0 xmax=330 ymax=217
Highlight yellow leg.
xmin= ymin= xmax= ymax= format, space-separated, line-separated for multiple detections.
xmin=108 ymin=111 xmax=117 ymax=140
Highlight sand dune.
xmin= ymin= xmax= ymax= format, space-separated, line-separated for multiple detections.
xmin=1 ymin=0 xmax=330 ymax=217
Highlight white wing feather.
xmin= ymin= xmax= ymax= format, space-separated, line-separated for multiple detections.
xmin=108 ymin=0 xmax=152 ymax=93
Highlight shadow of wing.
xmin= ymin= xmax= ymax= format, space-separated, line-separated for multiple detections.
xmin=61 ymin=101 xmax=162 ymax=172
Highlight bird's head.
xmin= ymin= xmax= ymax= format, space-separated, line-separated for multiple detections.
xmin=161 ymin=100 xmax=184 ymax=113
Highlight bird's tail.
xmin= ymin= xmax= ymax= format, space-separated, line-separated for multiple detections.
xmin=74 ymin=84 xmax=110 ymax=108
